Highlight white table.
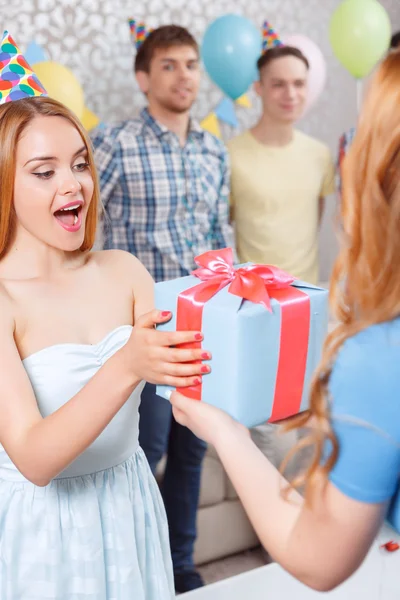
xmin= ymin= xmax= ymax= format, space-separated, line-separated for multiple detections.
xmin=181 ymin=524 xmax=399 ymax=599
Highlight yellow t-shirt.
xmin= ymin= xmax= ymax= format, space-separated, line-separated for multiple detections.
xmin=228 ymin=130 xmax=335 ymax=284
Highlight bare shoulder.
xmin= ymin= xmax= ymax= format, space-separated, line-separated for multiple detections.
xmin=89 ymin=250 xmax=154 ymax=319
xmin=90 ymin=249 xmax=154 ymax=283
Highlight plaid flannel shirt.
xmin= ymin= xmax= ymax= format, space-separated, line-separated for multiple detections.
xmin=91 ymin=108 xmax=235 ymax=282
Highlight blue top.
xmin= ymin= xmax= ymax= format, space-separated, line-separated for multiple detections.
xmin=328 ymin=317 xmax=400 ymax=531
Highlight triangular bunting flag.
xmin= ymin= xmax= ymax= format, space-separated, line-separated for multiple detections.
xmin=215 ymin=97 xmax=238 ymax=128
xmin=236 ymin=93 xmax=252 ymax=108
xmin=24 ymin=41 xmax=48 ymax=66
xmin=200 ymin=113 xmax=221 ymax=138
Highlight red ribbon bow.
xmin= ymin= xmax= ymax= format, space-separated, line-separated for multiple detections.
xmin=191 ymin=248 xmax=295 ymax=311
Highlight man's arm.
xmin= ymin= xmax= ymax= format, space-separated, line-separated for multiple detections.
xmin=336 ymin=128 xmax=356 ymax=200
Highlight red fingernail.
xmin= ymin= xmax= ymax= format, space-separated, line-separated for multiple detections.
xmin=201 ymin=352 xmax=210 ymax=359
xmin=201 ymin=365 xmax=210 ymax=373
xmin=194 ymin=378 xmax=202 ymax=385
xmin=195 ymin=333 xmax=203 ymax=341
xmin=161 ymin=311 xmax=171 ymax=317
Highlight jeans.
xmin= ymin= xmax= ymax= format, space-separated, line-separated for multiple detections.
xmin=139 ymin=383 xmax=207 ymax=573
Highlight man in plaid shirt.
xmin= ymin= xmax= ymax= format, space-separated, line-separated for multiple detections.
xmin=91 ymin=25 xmax=234 ymax=594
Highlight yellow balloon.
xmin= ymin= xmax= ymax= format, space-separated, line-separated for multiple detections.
xmin=33 ymin=61 xmax=85 ymax=119
xmin=81 ymin=106 xmax=100 ymax=132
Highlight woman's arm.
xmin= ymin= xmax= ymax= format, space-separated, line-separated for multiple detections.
xmin=0 ymin=271 xmax=208 ymax=486
xmin=170 ymin=392 xmax=388 ymax=592
xmin=214 ymin=421 xmax=384 ymax=591
xmin=3 ymin=334 xmax=141 ymax=487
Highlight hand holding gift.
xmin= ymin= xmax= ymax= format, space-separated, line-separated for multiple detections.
xmin=122 ymin=309 xmax=212 ymax=388
xmin=170 ymin=389 xmax=248 ymax=448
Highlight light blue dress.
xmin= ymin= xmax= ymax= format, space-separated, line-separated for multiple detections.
xmin=0 ymin=325 xmax=174 ymax=599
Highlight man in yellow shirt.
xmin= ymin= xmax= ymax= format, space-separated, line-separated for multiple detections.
xmin=228 ymin=46 xmax=335 ymax=284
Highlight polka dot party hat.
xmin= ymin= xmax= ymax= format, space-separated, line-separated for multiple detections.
xmin=0 ymin=31 xmax=47 ymax=105
xmin=262 ymin=21 xmax=284 ymax=52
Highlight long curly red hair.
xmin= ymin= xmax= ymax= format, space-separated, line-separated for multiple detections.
xmin=282 ymin=49 xmax=400 ymax=500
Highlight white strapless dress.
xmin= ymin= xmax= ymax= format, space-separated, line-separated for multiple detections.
xmin=0 ymin=325 xmax=174 ymax=599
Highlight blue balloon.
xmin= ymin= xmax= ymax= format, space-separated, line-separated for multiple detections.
xmin=201 ymin=14 xmax=262 ymax=100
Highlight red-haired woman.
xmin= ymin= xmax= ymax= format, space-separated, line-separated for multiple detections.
xmin=170 ymin=48 xmax=400 ymax=592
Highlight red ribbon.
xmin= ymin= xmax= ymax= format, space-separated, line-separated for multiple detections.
xmin=176 ymin=248 xmax=310 ymax=420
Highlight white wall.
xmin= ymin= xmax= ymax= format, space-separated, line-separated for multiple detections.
xmin=3 ymin=0 xmax=400 ymax=279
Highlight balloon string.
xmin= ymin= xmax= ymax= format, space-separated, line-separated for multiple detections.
xmin=356 ymin=79 xmax=363 ymax=114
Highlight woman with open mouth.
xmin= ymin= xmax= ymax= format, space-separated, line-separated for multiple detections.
xmin=0 ymin=32 xmax=207 ymax=600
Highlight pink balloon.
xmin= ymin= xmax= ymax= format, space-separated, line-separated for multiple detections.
xmin=283 ymin=34 xmax=327 ymax=114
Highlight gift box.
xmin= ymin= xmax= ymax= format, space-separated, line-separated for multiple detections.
xmin=156 ymin=248 xmax=329 ymax=428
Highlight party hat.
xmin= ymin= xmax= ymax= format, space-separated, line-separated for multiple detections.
xmin=262 ymin=20 xmax=284 ymax=52
xmin=128 ymin=18 xmax=153 ymax=50
xmin=128 ymin=17 xmax=137 ymax=40
xmin=0 ymin=31 xmax=46 ymax=104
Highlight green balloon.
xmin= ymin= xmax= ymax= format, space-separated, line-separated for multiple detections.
xmin=329 ymin=0 xmax=391 ymax=79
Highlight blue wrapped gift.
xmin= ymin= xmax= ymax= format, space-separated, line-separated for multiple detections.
xmin=155 ymin=249 xmax=329 ymax=428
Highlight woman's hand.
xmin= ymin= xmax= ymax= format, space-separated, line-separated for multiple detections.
xmin=169 ymin=389 xmax=249 ymax=447
xmin=121 ymin=310 xmax=212 ymax=388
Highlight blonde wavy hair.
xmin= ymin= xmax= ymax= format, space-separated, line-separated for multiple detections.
xmin=0 ymin=96 xmax=100 ymax=260
xmin=282 ymin=49 xmax=400 ymax=500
